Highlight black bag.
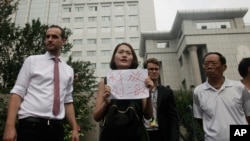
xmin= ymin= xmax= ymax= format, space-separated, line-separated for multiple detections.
xmin=99 ymin=99 xmax=148 ymax=141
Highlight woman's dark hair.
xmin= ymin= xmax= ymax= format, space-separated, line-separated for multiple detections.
xmin=238 ymin=57 xmax=250 ymax=78
xmin=203 ymin=52 xmax=226 ymax=65
xmin=110 ymin=42 xmax=138 ymax=70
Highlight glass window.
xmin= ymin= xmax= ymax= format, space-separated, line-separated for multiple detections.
xmin=89 ymin=6 xmax=98 ymax=12
xmin=73 ymin=39 xmax=83 ymax=45
xmin=102 ymin=16 xmax=111 ymax=22
xmin=115 ymin=5 xmax=124 ymax=11
xmin=90 ymin=63 xmax=96 ymax=69
xmin=115 ymin=26 xmax=125 ymax=32
xmin=63 ymin=7 xmax=71 ymax=12
xmin=101 ymin=63 xmax=109 ymax=69
xmin=128 ymin=4 xmax=138 ymax=10
xmin=101 ymin=50 xmax=111 ymax=56
xmin=75 ymin=17 xmax=84 ymax=22
xmin=87 ymin=39 xmax=97 ymax=44
xmin=62 ymin=18 xmax=70 ymax=23
xmin=101 ymin=5 xmax=111 ymax=11
xmin=75 ymin=6 xmax=84 ymax=12
xmin=129 ymin=37 xmax=139 ymax=42
xmin=87 ymin=51 xmax=96 ymax=56
xmin=72 ymin=51 xmax=82 ymax=57
xmin=157 ymin=42 xmax=169 ymax=48
xmin=115 ymin=15 xmax=124 ymax=22
xmin=88 ymin=16 xmax=97 ymax=22
xmin=87 ymin=27 xmax=97 ymax=33
xmin=73 ymin=28 xmax=83 ymax=34
xmin=129 ymin=15 xmax=138 ymax=20
xmin=129 ymin=26 xmax=138 ymax=31
xmin=101 ymin=27 xmax=111 ymax=33
xmin=101 ymin=38 xmax=111 ymax=44
xmin=115 ymin=38 xmax=124 ymax=43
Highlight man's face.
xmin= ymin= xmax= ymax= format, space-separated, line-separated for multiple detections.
xmin=45 ymin=27 xmax=65 ymax=54
xmin=147 ymin=63 xmax=160 ymax=81
xmin=203 ymin=54 xmax=226 ymax=79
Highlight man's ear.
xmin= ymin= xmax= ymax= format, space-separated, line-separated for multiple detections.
xmin=223 ymin=64 xmax=227 ymax=71
xmin=247 ymin=66 xmax=250 ymax=74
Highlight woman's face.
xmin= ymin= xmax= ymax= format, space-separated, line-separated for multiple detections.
xmin=114 ymin=44 xmax=133 ymax=69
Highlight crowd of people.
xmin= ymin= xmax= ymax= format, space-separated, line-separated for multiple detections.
xmin=2 ymin=24 xmax=250 ymax=141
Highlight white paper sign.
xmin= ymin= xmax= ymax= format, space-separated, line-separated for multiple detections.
xmin=107 ymin=69 xmax=149 ymax=99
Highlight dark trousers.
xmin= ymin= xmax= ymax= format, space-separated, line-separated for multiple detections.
xmin=147 ymin=130 xmax=162 ymax=141
xmin=17 ymin=117 xmax=64 ymax=141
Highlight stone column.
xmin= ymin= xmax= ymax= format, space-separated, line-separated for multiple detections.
xmin=188 ymin=46 xmax=202 ymax=86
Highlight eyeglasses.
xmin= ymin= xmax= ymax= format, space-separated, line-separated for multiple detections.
xmin=148 ymin=68 xmax=159 ymax=72
xmin=203 ymin=61 xmax=219 ymax=68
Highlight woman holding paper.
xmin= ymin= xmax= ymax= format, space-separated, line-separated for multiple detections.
xmin=93 ymin=42 xmax=154 ymax=141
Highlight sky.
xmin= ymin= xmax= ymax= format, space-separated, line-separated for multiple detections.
xmin=154 ymin=0 xmax=250 ymax=31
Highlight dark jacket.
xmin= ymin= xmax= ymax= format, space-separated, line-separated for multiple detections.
xmin=157 ymin=85 xmax=179 ymax=141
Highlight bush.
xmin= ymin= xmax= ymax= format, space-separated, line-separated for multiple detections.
xmin=0 ymin=95 xmax=8 ymax=139
xmin=174 ymin=90 xmax=204 ymax=141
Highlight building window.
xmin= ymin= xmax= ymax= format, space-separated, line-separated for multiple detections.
xmin=157 ymin=42 xmax=169 ymax=48
xmin=196 ymin=22 xmax=231 ymax=29
xmin=115 ymin=15 xmax=124 ymax=21
xmin=101 ymin=38 xmax=111 ymax=44
xmin=73 ymin=28 xmax=83 ymax=34
xmin=88 ymin=16 xmax=97 ymax=22
xmin=101 ymin=63 xmax=109 ymax=69
xmin=115 ymin=26 xmax=125 ymax=32
xmin=179 ymin=56 xmax=183 ymax=66
xmin=87 ymin=51 xmax=96 ymax=56
xmin=73 ymin=39 xmax=83 ymax=45
xmin=101 ymin=5 xmax=111 ymax=11
xmin=101 ymin=50 xmax=111 ymax=56
xmin=130 ymin=37 xmax=139 ymax=42
xmin=75 ymin=17 xmax=83 ymax=22
xmin=115 ymin=5 xmax=124 ymax=11
xmin=87 ymin=39 xmax=97 ymax=44
xmin=62 ymin=18 xmax=70 ymax=23
xmin=88 ymin=6 xmax=97 ymax=12
xmin=129 ymin=26 xmax=138 ymax=31
xmin=101 ymin=27 xmax=111 ymax=33
xmin=102 ymin=16 xmax=111 ymax=22
xmin=128 ymin=4 xmax=138 ymax=10
xmin=72 ymin=51 xmax=82 ymax=57
xmin=115 ymin=38 xmax=124 ymax=43
xmin=90 ymin=63 xmax=96 ymax=69
xmin=221 ymin=25 xmax=227 ymax=28
xmin=129 ymin=15 xmax=138 ymax=20
xmin=87 ymin=27 xmax=97 ymax=33
xmin=63 ymin=7 xmax=71 ymax=13
xmin=75 ymin=6 xmax=84 ymax=12
xmin=201 ymin=26 xmax=207 ymax=29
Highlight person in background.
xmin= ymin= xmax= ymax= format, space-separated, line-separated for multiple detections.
xmin=143 ymin=58 xmax=179 ymax=141
xmin=93 ymin=42 xmax=154 ymax=141
xmin=3 ymin=25 xmax=79 ymax=141
xmin=238 ymin=57 xmax=250 ymax=90
xmin=193 ymin=52 xmax=250 ymax=141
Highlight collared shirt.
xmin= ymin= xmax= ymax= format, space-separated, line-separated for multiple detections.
xmin=11 ymin=52 xmax=74 ymax=119
xmin=193 ymin=79 xmax=250 ymax=141
xmin=144 ymin=88 xmax=159 ymax=130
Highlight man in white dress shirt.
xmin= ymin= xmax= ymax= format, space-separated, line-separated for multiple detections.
xmin=3 ymin=25 xmax=79 ymax=141
xmin=193 ymin=52 xmax=250 ymax=141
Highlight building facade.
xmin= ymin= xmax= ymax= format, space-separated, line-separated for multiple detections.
xmin=139 ymin=8 xmax=250 ymax=90
xmin=14 ymin=0 xmax=156 ymax=79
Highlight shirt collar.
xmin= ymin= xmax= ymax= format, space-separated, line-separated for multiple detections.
xmin=45 ymin=51 xmax=61 ymax=61
xmin=203 ymin=77 xmax=233 ymax=90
